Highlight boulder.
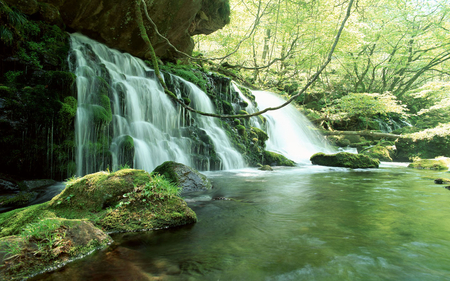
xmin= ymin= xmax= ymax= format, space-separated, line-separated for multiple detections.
xmin=5 ymin=0 xmax=231 ymax=60
xmin=153 ymin=161 xmax=212 ymax=192
xmin=262 ymin=151 xmax=295 ymax=166
xmin=0 ymin=218 xmax=112 ymax=280
xmin=258 ymin=165 xmax=273 ymax=171
xmin=0 ymin=179 xmax=19 ymax=194
xmin=408 ymin=158 xmax=450 ymax=171
xmin=23 ymin=179 xmax=57 ymax=190
xmin=361 ymin=145 xmax=395 ymax=162
xmin=310 ymin=152 xmax=380 ymax=169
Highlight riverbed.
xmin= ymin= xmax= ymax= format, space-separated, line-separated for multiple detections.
xmin=33 ymin=163 xmax=450 ymax=280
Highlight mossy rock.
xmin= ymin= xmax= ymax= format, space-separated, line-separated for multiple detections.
xmin=263 ymin=151 xmax=295 ymax=166
xmin=310 ymin=152 xmax=380 ymax=169
xmin=251 ymin=127 xmax=268 ymax=142
xmin=0 ymin=218 xmax=112 ymax=281
xmin=152 ymin=161 xmax=212 ymax=192
xmin=408 ymin=158 xmax=450 ymax=171
xmin=0 ymin=192 xmax=36 ymax=208
xmin=258 ymin=165 xmax=273 ymax=171
xmin=236 ymin=125 xmax=246 ymax=136
xmin=361 ymin=145 xmax=395 ymax=162
xmin=0 ymin=169 xmax=197 ymax=237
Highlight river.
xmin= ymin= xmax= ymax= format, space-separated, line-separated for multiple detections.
xmin=33 ymin=163 xmax=450 ymax=280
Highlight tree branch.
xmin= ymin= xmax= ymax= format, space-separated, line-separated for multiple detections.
xmin=138 ymin=0 xmax=355 ymax=119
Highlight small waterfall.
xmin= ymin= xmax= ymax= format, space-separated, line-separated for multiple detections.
xmin=253 ymin=91 xmax=334 ymax=163
xmin=69 ymin=33 xmax=244 ymax=175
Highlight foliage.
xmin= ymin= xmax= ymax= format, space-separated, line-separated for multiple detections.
xmin=329 ymin=92 xmax=408 ymax=128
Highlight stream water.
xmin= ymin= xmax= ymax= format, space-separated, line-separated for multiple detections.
xmin=34 ymin=163 xmax=450 ymax=281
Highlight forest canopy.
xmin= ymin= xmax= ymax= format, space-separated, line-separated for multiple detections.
xmin=194 ymin=0 xmax=450 ymax=131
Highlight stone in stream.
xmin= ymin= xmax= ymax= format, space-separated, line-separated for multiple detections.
xmin=310 ymin=152 xmax=379 ymax=169
xmin=408 ymin=157 xmax=450 ymax=171
xmin=153 ymin=161 xmax=212 ymax=192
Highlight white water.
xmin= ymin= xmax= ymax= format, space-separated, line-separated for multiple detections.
xmin=253 ymin=90 xmax=335 ymax=163
xmin=69 ymin=33 xmax=244 ymax=175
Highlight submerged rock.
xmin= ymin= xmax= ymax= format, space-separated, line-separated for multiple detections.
xmin=153 ymin=161 xmax=212 ymax=192
xmin=408 ymin=158 xmax=450 ymax=171
xmin=310 ymin=152 xmax=380 ymax=169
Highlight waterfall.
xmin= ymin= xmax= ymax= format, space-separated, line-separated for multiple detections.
xmin=253 ymin=91 xmax=334 ymax=163
xmin=69 ymin=33 xmax=244 ymax=176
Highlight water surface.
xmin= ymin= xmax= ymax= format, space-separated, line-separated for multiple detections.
xmin=35 ymin=164 xmax=450 ymax=280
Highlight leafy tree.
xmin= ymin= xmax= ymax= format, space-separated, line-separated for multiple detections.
xmin=329 ymin=92 xmax=408 ymax=129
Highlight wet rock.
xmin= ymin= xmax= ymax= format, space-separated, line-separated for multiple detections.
xmin=23 ymin=179 xmax=57 ymax=190
xmin=0 ymin=219 xmax=113 ymax=280
xmin=153 ymin=161 xmax=212 ymax=192
xmin=0 ymin=179 xmax=19 ymax=194
xmin=258 ymin=165 xmax=273 ymax=171
xmin=310 ymin=152 xmax=380 ymax=169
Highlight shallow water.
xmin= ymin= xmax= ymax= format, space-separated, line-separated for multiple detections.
xmin=35 ymin=164 xmax=450 ymax=280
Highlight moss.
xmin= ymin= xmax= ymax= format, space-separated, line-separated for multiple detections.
xmin=0 ymin=218 xmax=112 ymax=280
xmin=310 ymin=152 xmax=380 ymax=169
xmin=0 ymin=192 xmax=36 ymax=208
xmin=361 ymin=145 xmax=394 ymax=162
xmin=159 ymin=62 xmax=209 ymax=93
xmin=251 ymin=127 xmax=268 ymax=142
xmin=0 ymin=169 xmax=196 ymax=240
xmin=151 ymin=162 xmax=180 ymax=186
xmin=263 ymin=151 xmax=295 ymax=166
xmin=236 ymin=124 xmax=246 ymax=136
xmin=408 ymin=158 xmax=450 ymax=171
xmin=182 ymin=97 xmax=191 ymax=105
xmin=222 ymin=100 xmax=233 ymax=114
xmin=0 ymin=203 xmax=57 ymax=237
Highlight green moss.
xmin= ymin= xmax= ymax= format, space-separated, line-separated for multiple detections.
xmin=263 ymin=151 xmax=295 ymax=166
xmin=151 ymin=161 xmax=180 ymax=186
xmin=408 ymin=158 xmax=450 ymax=170
xmin=251 ymin=127 xmax=268 ymax=142
xmin=182 ymin=97 xmax=191 ymax=105
xmin=361 ymin=145 xmax=394 ymax=162
xmin=0 ymin=192 xmax=35 ymax=208
xmin=236 ymin=124 xmax=246 ymax=136
xmin=0 ymin=203 xmax=57 ymax=237
xmin=0 ymin=218 xmax=112 ymax=280
xmin=222 ymin=100 xmax=233 ymax=114
xmin=310 ymin=152 xmax=380 ymax=169
xmin=159 ymin=62 xmax=209 ymax=93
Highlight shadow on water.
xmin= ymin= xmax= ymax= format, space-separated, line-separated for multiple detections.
xmin=33 ymin=164 xmax=450 ymax=281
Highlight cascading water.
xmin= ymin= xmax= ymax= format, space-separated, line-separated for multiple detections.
xmin=69 ymin=33 xmax=244 ymax=176
xmin=253 ymin=90 xmax=334 ymax=163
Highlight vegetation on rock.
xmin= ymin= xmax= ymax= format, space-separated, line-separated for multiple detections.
xmin=408 ymin=158 xmax=450 ymax=171
xmin=0 ymin=169 xmax=197 ymax=279
xmin=310 ymin=152 xmax=379 ymax=169
xmin=153 ymin=161 xmax=213 ymax=192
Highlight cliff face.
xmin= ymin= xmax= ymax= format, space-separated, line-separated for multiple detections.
xmin=4 ymin=0 xmax=230 ymax=59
